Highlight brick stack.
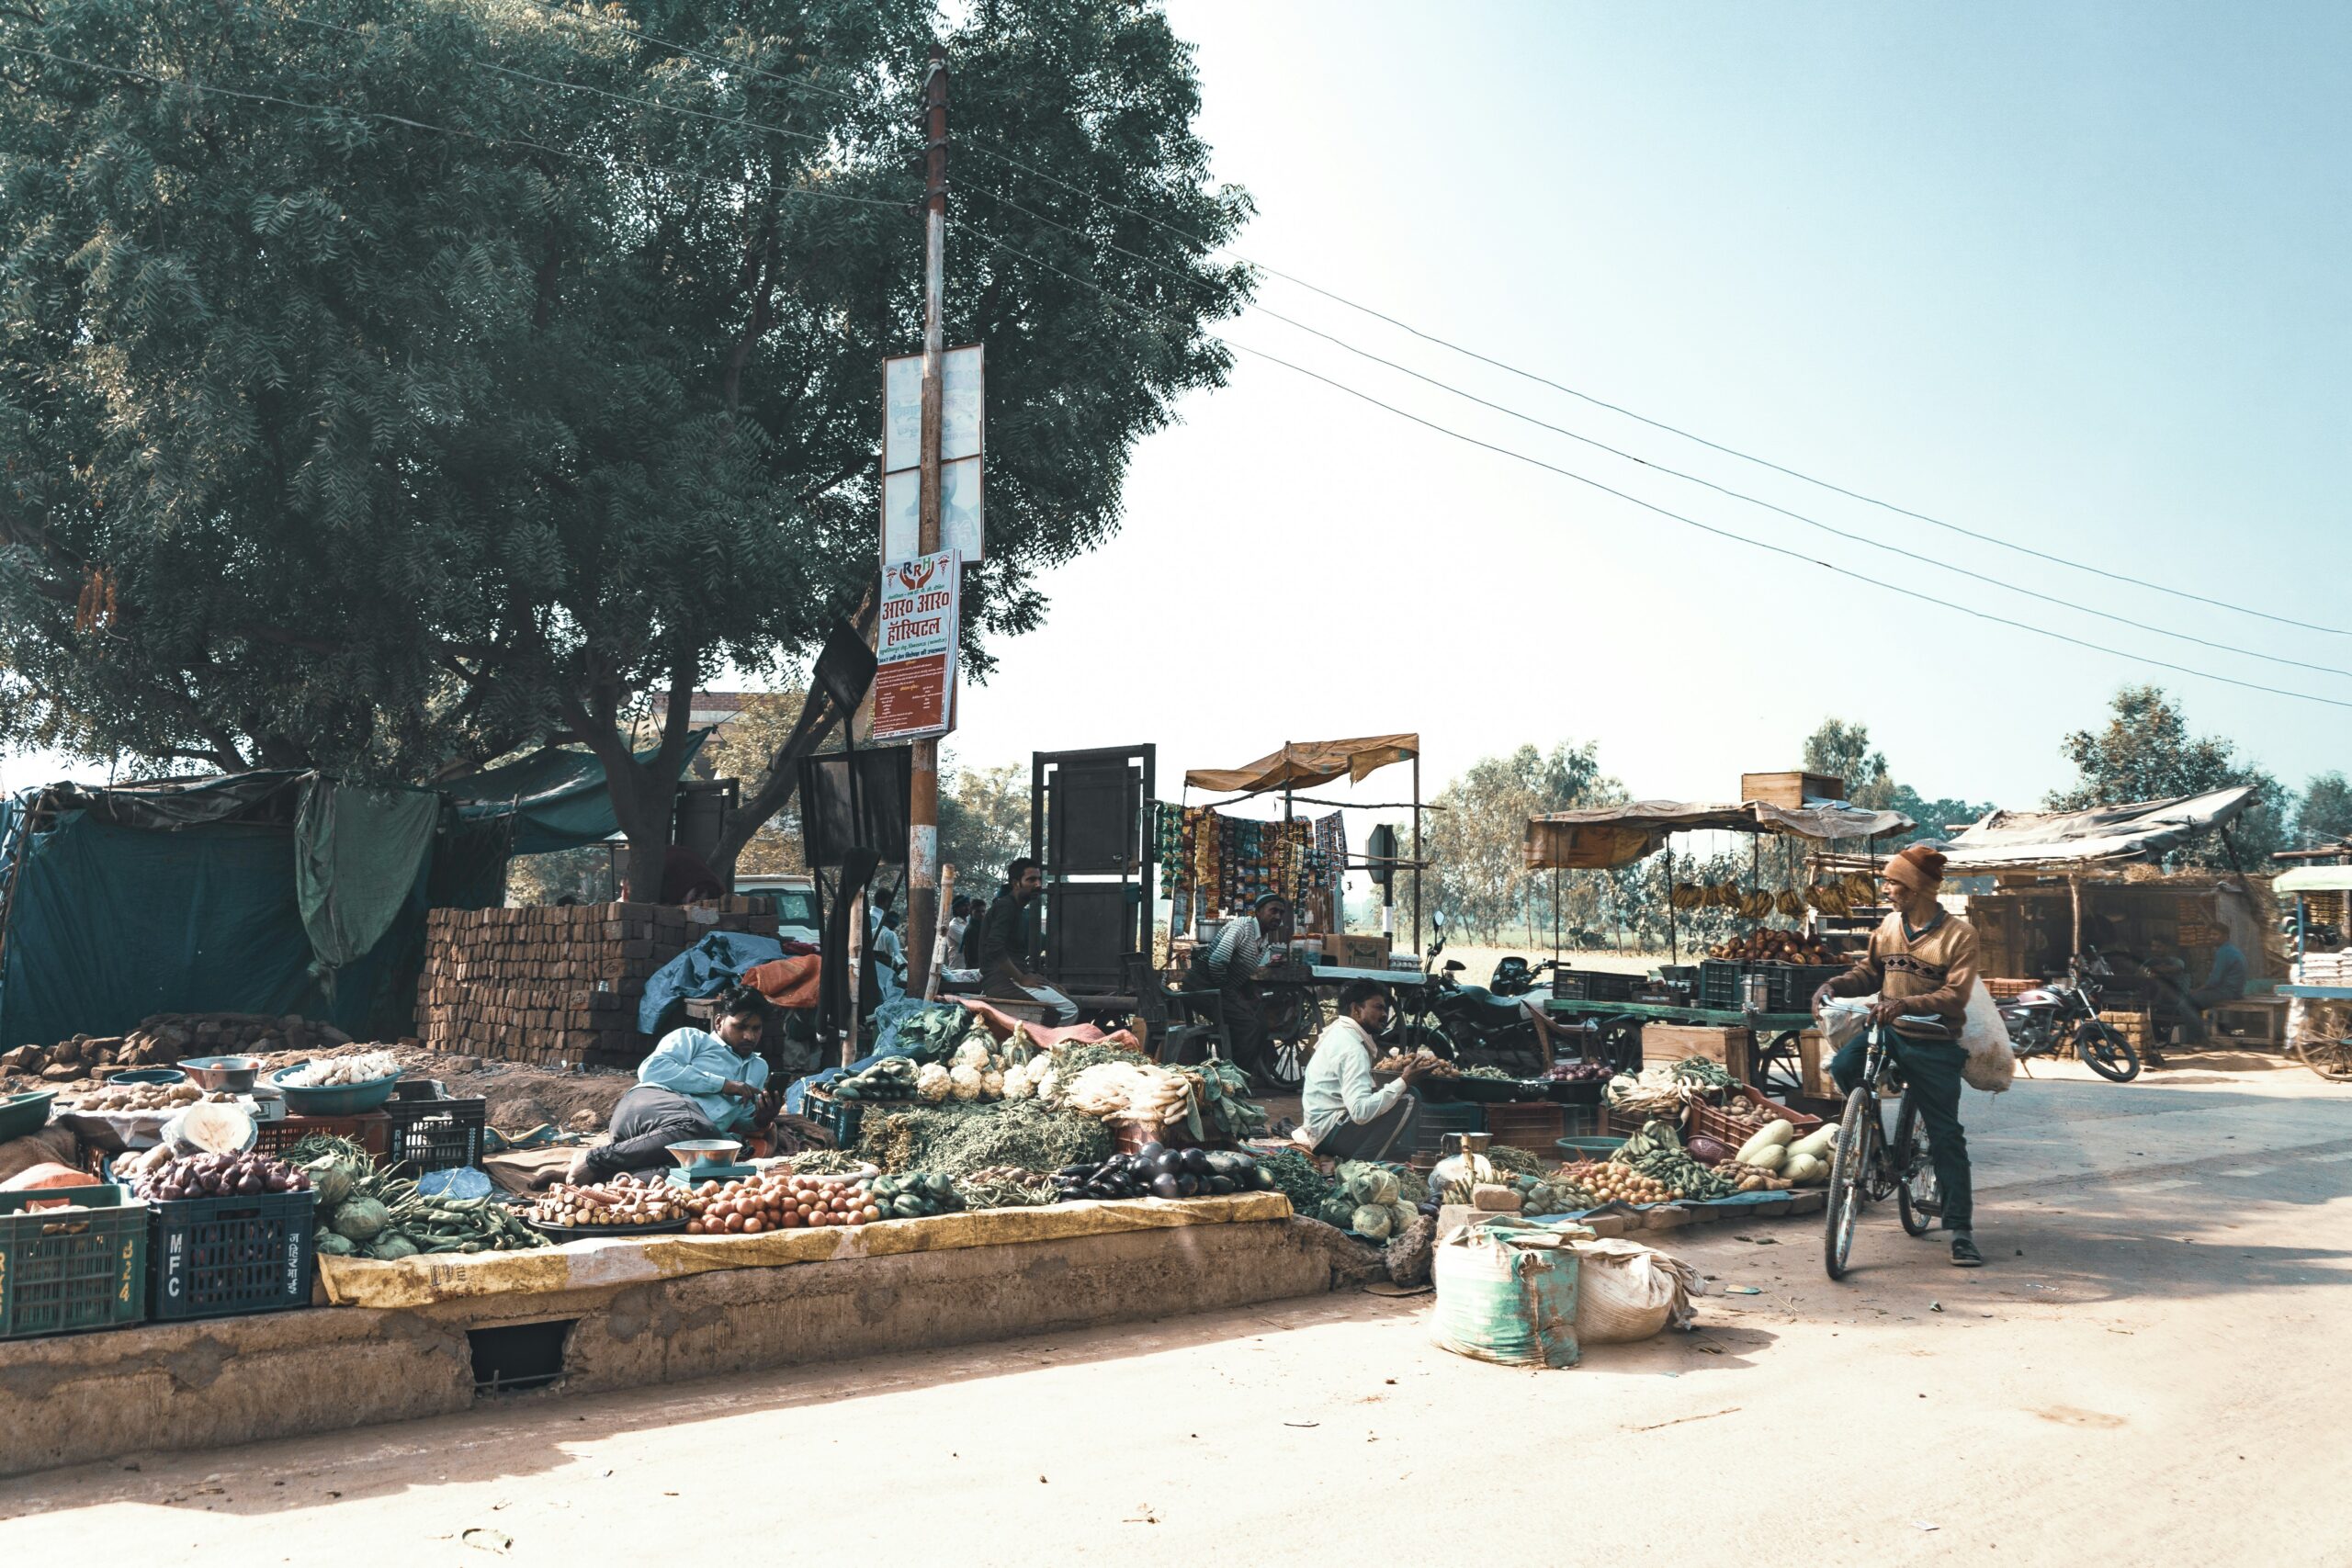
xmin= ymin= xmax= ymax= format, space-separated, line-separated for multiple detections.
xmin=417 ymin=898 xmax=780 ymax=1067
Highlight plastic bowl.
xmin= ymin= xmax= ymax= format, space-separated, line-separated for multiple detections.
xmin=107 ymin=1066 xmax=188 ymax=1087
xmin=0 ymin=1089 xmax=55 ymax=1143
xmin=178 ymin=1055 xmax=263 ymax=1093
xmin=269 ymin=1062 xmax=402 ymax=1115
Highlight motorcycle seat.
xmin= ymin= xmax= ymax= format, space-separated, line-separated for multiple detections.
xmin=1453 ymin=987 xmax=1530 ymax=1025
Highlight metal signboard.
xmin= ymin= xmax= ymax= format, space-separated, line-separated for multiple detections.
xmin=871 ymin=549 xmax=960 ymax=741
xmin=880 ymin=344 xmax=983 ymax=563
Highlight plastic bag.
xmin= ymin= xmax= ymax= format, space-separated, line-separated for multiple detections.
xmin=1570 ymin=1237 xmax=1703 ymax=1344
xmin=1430 ymin=1220 xmax=1584 ymax=1368
xmin=1959 ymin=978 xmax=2016 ymax=1093
xmin=1817 ymin=997 xmax=1872 ymax=1053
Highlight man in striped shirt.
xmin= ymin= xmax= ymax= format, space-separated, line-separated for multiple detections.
xmin=1210 ymin=895 xmax=1289 ymax=1082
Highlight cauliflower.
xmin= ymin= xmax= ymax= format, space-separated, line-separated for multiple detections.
xmin=916 ymin=1064 xmax=953 ymax=1103
xmin=949 ymin=1065 xmax=984 ymax=1101
xmin=981 ymin=1070 xmax=1006 ymax=1100
xmin=1035 ymin=1068 xmax=1060 ymax=1104
xmin=952 ymin=1040 xmax=992 ymax=1072
xmin=1001 ymin=1066 xmax=1037 ymax=1101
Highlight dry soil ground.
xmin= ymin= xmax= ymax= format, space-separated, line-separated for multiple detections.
xmin=2 ymin=1052 xmax=2347 ymax=1567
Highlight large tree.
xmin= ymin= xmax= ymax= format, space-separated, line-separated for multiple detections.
xmin=0 ymin=0 xmax=1250 ymax=894
xmin=2295 ymin=772 xmax=2352 ymax=851
xmin=1422 ymin=740 xmax=1623 ymax=942
xmin=1800 ymin=717 xmax=1992 ymax=844
xmin=2047 ymin=685 xmax=2285 ymax=867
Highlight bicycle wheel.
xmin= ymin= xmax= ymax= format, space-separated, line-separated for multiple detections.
xmin=1823 ymin=1086 xmax=1877 ymax=1280
xmin=1893 ymin=1093 xmax=1940 ymax=1237
xmin=1250 ymin=991 xmax=1324 ymax=1095
xmin=2077 ymin=1021 xmax=2142 ymax=1083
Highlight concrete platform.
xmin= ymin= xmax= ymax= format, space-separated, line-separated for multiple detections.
xmin=0 ymin=1213 xmax=1345 ymax=1479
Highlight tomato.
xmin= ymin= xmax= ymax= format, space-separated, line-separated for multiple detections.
xmin=743 ymin=1217 xmax=763 ymax=1234
xmin=685 ymin=1220 xmax=706 ymax=1235
xmin=723 ymin=1213 xmax=744 ymax=1233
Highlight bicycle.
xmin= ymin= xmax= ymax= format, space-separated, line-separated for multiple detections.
xmin=1822 ymin=1014 xmax=1952 ymax=1280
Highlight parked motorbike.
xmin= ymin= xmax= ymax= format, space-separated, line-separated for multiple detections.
xmin=1999 ymin=949 xmax=2142 ymax=1082
xmin=1382 ymin=916 xmax=1554 ymax=1074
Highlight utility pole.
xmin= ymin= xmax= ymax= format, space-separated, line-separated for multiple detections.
xmin=904 ymin=42 xmax=949 ymax=997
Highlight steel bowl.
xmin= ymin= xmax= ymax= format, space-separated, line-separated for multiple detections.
xmin=177 ymin=1055 xmax=262 ymax=1094
xmin=666 ymin=1138 xmax=744 ymax=1170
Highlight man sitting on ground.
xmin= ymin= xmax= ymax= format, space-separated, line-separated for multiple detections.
xmin=563 ymin=986 xmax=776 ymax=1183
xmin=1299 ymin=979 xmax=1434 ymax=1160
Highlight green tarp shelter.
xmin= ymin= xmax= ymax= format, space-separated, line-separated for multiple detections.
xmin=0 ymin=743 xmax=699 ymax=1051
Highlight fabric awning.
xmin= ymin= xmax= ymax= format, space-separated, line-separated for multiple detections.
xmin=1524 ymin=798 xmax=1917 ymax=871
xmin=2273 ymin=864 xmax=2352 ymax=895
xmin=1939 ymin=786 xmax=2256 ymax=873
xmin=1184 ymin=734 xmax=1419 ymax=795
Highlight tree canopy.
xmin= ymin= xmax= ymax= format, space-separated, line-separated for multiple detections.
xmin=2046 ymin=685 xmax=2286 ymax=866
xmin=1800 ymin=717 xmax=1991 ymax=845
xmin=0 ymin=0 xmax=1250 ymax=889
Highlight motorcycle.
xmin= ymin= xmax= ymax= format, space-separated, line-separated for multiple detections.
xmin=1999 ymin=949 xmax=2143 ymax=1082
xmin=1382 ymin=915 xmax=1555 ymax=1075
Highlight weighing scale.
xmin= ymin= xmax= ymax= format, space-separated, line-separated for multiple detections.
xmin=666 ymin=1138 xmax=755 ymax=1186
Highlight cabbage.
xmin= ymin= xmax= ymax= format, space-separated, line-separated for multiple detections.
xmin=1386 ymin=1201 xmax=1417 ymax=1234
xmin=1350 ymin=1203 xmax=1395 ymax=1240
xmin=1317 ymin=1196 xmax=1357 ymax=1227
xmin=306 ymin=1156 xmax=355 ymax=1209
xmin=332 ymin=1196 xmax=390 ymax=1243
xmin=366 ymin=1232 xmax=419 ymax=1260
xmin=1345 ymin=1168 xmax=1399 ymax=1207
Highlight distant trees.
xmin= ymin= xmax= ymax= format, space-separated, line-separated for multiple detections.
xmin=1801 ymin=720 xmax=1992 ymax=845
xmin=2046 ymin=686 xmax=2286 ymax=866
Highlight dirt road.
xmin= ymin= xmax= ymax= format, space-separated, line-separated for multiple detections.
xmin=4 ymin=1055 xmax=2346 ymax=1566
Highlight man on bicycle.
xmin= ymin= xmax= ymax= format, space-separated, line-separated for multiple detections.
xmin=1813 ymin=842 xmax=1984 ymax=1268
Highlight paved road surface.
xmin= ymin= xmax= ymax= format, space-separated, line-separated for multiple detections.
xmin=4 ymin=1051 xmax=2347 ymax=1566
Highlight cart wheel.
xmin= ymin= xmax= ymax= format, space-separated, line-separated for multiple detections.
xmin=2295 ymin=1035 xmax=2352 ymax=1083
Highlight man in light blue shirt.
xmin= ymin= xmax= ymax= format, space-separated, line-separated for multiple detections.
xmin=1300 ymin=980 xmax=1434 ymax=1158
xmin=568 ymin=987 xmax=775 ymax=1182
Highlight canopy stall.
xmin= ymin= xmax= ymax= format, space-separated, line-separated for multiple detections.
xmin=1938 ymin=786 xmax=2256 ymax=874
xmin=1523 ymin=797 xmax=1917 ymax=963
xmin=1177 ymin=733 xmax=1425 ymax=952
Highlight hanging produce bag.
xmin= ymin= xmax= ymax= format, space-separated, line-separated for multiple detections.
xmin=1430 ymin=1219 xmax=1582 ymax=1369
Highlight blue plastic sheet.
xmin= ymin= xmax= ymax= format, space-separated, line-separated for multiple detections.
xmin=635 ymin=931 xmax=786 ymax=1034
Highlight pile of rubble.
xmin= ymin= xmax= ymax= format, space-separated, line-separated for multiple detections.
xmin=1 ymin=1011 xmax=356 ymax=1089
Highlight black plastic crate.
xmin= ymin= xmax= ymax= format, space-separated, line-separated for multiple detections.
xmin=1554 ymin=969 xmax=1637 ymax=1004
xmin=1407 ymin=1096 xmax=1485 ymax=1156
xmin=385 ymin=1097 xmax=489 ymax=1176
xmin=1699 ymin=960 xmax=1848 ymax=1012
xmin=0 ymin=1186 xmax=146 ymax=1340
xmin=148 ymin=1188 xmax=317 ymax=1322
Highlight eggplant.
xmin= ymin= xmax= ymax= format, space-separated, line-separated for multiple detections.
xmin=1208 ymin=1175 xmax=1237 ymax=1195
xmin=1150 ymin=1174 xmax=1182 ymax=1199
xmin=1138 ymin=1142 xmax=1166 ymax=1162
xmin=1180 ymin=1148 xmax=1212 ymax=1175
xmin=1176 ymin=1173 xmax=1200 ymax=1198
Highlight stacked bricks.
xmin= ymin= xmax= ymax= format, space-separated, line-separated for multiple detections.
xmin=417 ymin=898 xmax=780 ymax=1068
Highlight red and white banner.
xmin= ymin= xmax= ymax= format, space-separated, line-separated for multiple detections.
xmin=871 ymin=549 xmax=960 ymax=741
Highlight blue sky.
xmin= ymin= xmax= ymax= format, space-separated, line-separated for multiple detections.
xmin=5 ymin=3 xmax=2344 ymax=818
xmin=945 ymin=0 xmax=2351 ymax=815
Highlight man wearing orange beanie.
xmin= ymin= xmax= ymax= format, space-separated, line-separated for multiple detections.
xmin=1814 ymin=842 xmax=1984 ymax=1267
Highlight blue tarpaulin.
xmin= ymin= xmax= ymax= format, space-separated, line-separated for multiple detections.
xmin=637 ymin=931 xmax=787 ymax=1035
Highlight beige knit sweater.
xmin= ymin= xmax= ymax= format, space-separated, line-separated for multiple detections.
xmin=1825 ymin=907 xmax=1980 ymax=1035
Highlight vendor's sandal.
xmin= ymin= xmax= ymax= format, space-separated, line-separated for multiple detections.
xmin=1951 ymin=1235 xmax=1984 ymax=1268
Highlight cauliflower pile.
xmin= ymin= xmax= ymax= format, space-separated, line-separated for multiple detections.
xmin=914 ymin=1036 xmax=1054 ymax=1105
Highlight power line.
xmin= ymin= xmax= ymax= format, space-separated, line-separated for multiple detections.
xmin=973 ymin=186 xmax=2352 ymax=683
xmin=350 ymin=10 xmax=2352 ymax=684
xmin=953 ymin=152 xmax=2346 ymax=645
xmin=948 ymin=220 xmax=2352 ymax=714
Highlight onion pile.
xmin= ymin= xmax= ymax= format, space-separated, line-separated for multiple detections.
xmin=126 ymin=1149 xmax=311 ymax=1201
xmin=1557 ymin=1160 xmax=1670 ymax=1206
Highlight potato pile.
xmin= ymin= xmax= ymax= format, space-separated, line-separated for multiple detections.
xmin=682 ymin=1171 xmax=880 ymax=1234
xmin=1558 ymin=1160 xmax=1671 ymax=1206
xmin=66 ymin=1080 xmax=214 ymax=1113
xmin=526 ymin=1172 xmax=687 ymax=1229
xmin=1374 ymin=1047 xmax=1458 ymax=1079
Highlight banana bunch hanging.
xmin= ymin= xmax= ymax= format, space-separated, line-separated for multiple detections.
xmin=1812 ymin=881 xmax=1851 ymax=917
xmin=1670 ymin=884 xmax=1705 ymax=911
xmin=1774 ymin=888 xmax=1808 ymax=919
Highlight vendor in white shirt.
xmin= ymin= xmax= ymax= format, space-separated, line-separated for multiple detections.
xmin=1299 ymin=979 xmax=1435 ymax=1160
xmin=564 ymin=986 xmax=778 ymax=1183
